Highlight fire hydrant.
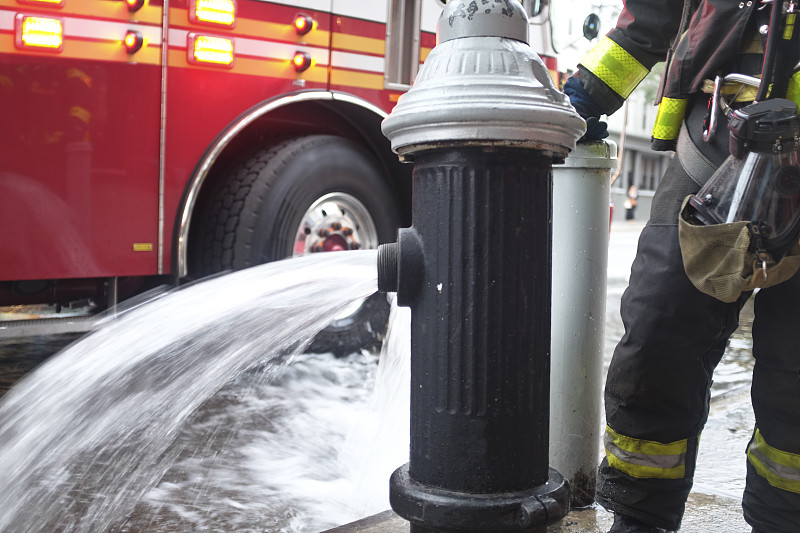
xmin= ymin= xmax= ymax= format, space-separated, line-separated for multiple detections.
xmin=378 ymin=1 xmax=585 ymax=532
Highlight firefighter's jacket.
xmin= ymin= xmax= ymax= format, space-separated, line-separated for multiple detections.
xmin=575 ymin=0 xmax=797 ymax=151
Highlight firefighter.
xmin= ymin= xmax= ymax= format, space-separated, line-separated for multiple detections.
xmin=563 ymin=0 xmax=800 ymax=532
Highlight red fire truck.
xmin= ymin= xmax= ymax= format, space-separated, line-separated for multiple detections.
xmin=0 ymin=0 xmax=558 ymax=348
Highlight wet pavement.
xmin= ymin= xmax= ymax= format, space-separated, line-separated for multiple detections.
xmin=0 ymin=332 xmax=83 ymax=396
xmin=0 ymin=221 xmax=757 ymax=532
xmin=330 ymin=220 xmax=756 ymax=533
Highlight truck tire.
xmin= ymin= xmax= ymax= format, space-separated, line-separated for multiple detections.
xmin=192 ymin=135 xmax=400 ymax=356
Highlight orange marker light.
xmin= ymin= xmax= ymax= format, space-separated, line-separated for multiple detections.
xmin=188 ymin=34 xmax=234 ymax=66
xmin=15 ymin=15 xmax=63 ymax=51
xmin=292 ymin=51 xmax=311 ymax=73
xmin=191 ymin=0 xmax=236 ymax=26
xmin=124 ymin=30 xmax=143 ymax=54
xmin=293 ymin=14 xmax=313 ymax=36
xmin=125 ymin=0 xmax=145 ymax=12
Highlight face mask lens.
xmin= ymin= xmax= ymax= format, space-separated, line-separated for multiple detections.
xmin=766 ymin=165 xmax=800 ymax=248
xmin=685 ymin=99 xmax=800 ymax=255
xmin=776 ymin=165 xmax=800 ymax=194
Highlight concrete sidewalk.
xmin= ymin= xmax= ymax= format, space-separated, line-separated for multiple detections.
xmin=326 ymin=435 xmax=749 ymax=533
xmin=325 ymin=493 xmax=745 ymax=533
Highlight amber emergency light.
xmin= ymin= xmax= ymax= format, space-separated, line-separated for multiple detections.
xmin=15 ymin=15 xmax=63 ymax=51
xmin=188 ymin=33 xmax=234 ymax=66
xmin=190 ymin=0 xmax=236 ymax=26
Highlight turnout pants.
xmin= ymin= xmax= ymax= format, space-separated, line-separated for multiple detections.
xmin=596 ymin=155 xmax=800 ymax=532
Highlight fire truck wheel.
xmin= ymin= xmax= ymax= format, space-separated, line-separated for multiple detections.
xmin=194 ymin=135 xmax=400 ymax=356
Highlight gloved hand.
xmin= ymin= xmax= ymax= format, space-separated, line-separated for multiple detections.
xmin=563 ymin=77 xmax=609 ymax=142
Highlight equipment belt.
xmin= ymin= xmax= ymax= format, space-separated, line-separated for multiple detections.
xmin=676 ymin=123 xmax=719 ymax=187
xmin=701 ymin=78 xmax=760 ymax=102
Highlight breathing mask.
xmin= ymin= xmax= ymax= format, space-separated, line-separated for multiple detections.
xmin=680 ymin=99 xmax=800 ymax=302
xmin=686 ymin=99 xmax=800 ymax=256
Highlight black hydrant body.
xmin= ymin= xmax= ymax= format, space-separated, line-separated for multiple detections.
xmin=392 ymin=147 xmax=561 ymax=531
xmin=379 ymin=2 xmax=586 ymax=532
xmin=406 ymin=147 xmax=553 ymax=491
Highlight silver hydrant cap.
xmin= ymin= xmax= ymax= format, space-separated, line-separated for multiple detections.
xmin=382 ymin=0 xmax=586 ymax=160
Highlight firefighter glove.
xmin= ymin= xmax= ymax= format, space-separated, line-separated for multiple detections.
xmin=564 ymin=76 xmax=609 ymax=142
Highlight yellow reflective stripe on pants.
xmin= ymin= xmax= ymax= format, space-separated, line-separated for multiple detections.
xmin=604 ymin=426 xmax=687 ymax=479
xmin=748 ymin=429 xmax=800 ymax=494
xmin=651 ymin=97 xmax=688 ymax=143
xmin=579 ymin=36 xmax=649 ymax=99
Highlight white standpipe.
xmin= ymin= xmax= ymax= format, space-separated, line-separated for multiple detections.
xmin=550 ymin=140 xmax=617 ymax=508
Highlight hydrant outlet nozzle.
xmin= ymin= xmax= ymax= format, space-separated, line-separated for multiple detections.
xmin=377 ymin=242 xmax=398 ymax=294
xmin=377 ymin=228 xmax=424 ymax=307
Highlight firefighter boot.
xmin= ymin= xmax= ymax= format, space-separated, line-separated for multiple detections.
xmin=608 ymin=513 xmax=674 ymax=533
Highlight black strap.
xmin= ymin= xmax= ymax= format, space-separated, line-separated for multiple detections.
xmin=757 ymin=0 xmax=798 ymax=101
xmin=770 ymin=16 xmax=799 ymax=100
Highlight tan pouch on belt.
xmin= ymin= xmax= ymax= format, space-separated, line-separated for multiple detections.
xmin=678 ymin=196 xmax=800 ymax=303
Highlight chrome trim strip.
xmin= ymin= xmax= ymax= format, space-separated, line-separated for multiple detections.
xmin=158 ymin=0 xmax=169 ymax=275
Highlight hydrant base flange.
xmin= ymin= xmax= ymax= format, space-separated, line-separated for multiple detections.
xmin=390 ymin=464 xmax=570 ymax=532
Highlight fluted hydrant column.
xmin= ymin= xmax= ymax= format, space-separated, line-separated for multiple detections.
xmin=378 ymin=2 xmax=586 ymax=532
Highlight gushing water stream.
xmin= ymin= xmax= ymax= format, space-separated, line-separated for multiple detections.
xmin=0 ymin=251 xmax=408 ymax=533
xmin=129 ymin=303 xmax=411 ymax=532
